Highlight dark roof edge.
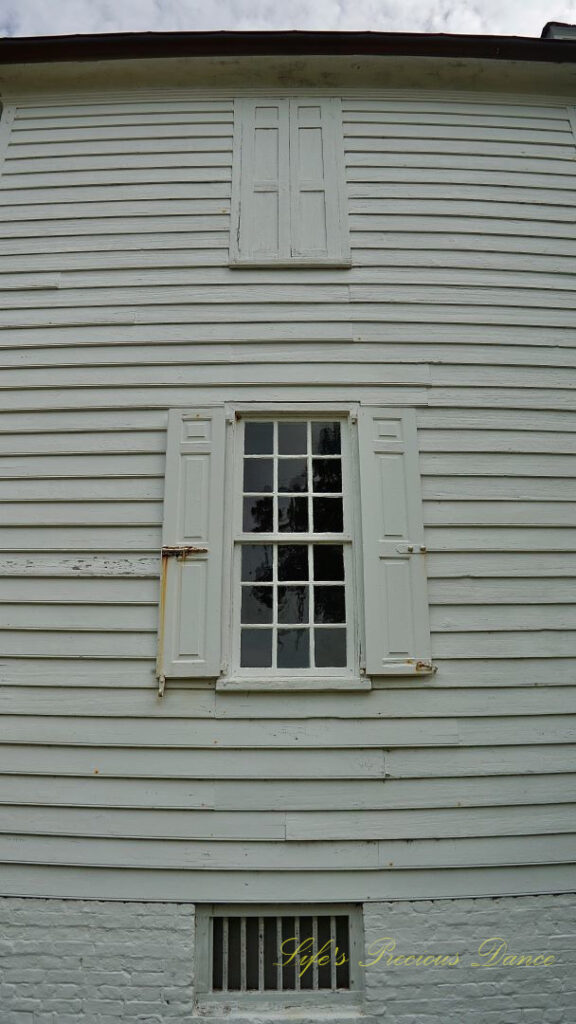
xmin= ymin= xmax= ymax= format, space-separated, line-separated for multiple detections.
xmin=0 ymin=29 xmax=574 ymax=66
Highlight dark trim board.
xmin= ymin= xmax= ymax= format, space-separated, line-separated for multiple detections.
xmin=0 ymin=30 xmax=574 ymax=66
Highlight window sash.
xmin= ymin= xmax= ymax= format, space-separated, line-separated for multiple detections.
xmin=229 ymin=413 xmax=358 ymax=679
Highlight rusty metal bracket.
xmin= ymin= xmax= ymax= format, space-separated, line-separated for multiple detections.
xmin=156 ymin=545 xmax=209 ymax=698
xmin=415 ymin=660 xmax=437 ymax=674
xmin=161 ymin=545 xmax=208 ymax=559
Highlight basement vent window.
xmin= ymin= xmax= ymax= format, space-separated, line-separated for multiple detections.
xmin=196 ymin=904 xmax=363 ymax=1002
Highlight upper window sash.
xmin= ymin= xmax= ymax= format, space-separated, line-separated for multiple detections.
xmin=230 ymin=97 xmax=350 ymax=267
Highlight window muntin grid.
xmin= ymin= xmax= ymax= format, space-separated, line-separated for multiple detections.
xmin=235 ymin=417 xmax=353 ymax=673
xmin=211 ymin=913 xmax=351 ymax=992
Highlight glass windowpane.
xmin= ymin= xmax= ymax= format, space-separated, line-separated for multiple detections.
xmin=278 ymin=422 xmax=307 ymax=455
xmin=243 ymin=496 xmax=273 ymax=532
xmin=241 ymin=628 xmax=272 ymax=667
xmin=278 ymin=586 xmax=308 ymax=624
xmin=313 ymin=544 xmax=344 ymax=581
xmin=312 ymin=458 xmax=342 ymax=493
xmin=314 ymin=585 xmax=346 ymax=623
xmin=245 ymin=421 xmax=273 ymax=454
xmin=278 ymin=496 xmax=308 ymax=532
xmin=243 ymin=458 xmax=273 ymax=493
xmin=312 ymin=421 xmax=341 ymax=455
xmin=277 ymin=628 xmax=310 ymax=668
xmin=278 ymin=458 xmax=308 ymax=493
xmin=241 ymin=586 xmax=273 ymax=624
xmin=241 ymin=545 xmax=273 ymax=582
xmin=315 ymin=628 xmax=347 ymax=668
xmin=278 ymin=545 xmax=309 ymax=581
xmin=313 ymin=497 xmax=343 ymax=533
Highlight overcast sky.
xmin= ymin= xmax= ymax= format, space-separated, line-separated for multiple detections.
xmin=1 ymin=0 xmax=575 ymax=38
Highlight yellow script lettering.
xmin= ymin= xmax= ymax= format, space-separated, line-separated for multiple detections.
xmin=359 ymin=937 xmax=396 ymax=967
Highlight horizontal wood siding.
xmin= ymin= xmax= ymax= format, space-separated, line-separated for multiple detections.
xmin=1 ymin=90 xmax=575 ymax=900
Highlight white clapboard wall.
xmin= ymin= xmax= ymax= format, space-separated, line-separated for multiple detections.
xmin=0 ymin=89 xmax=575 ymax=901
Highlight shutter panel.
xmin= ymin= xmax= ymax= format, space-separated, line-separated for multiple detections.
xmin=358 ymin=407 xmax=432 ymax=675
xmin=231 ymin=98 xmax=290 ymax=262
xmin=158 ymin=408 xmax=226 ymax=679
xmin=289 ymin=98 xmax=349 ymax=262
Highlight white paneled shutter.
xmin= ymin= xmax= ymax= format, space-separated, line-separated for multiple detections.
xmin=233 ymin=98 xmax=291 ymax=262
xmin=158 ymin=408 xmax=226 ymax=680
xmin=231 ymin=97 xmax=349 ymax=265
xmin=358 ymin=407 xmax=432 ymax=675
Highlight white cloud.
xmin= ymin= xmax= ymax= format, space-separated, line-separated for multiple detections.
xmin=1 ymin=0 xmax=575 ymax=38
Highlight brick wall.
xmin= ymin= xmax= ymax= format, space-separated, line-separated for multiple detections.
xmin=0 ymin=898 xmax=195 ymax=1024
xmin=0 ymin=894 xmax=575 ymax=1023
xmin=363 ymin=894 xmax=576 ymax=1024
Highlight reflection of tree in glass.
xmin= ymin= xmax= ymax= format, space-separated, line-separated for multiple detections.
xmin=278 ymin=586 xmax=308 ymax=623
xmin=278 ymin=545 xmax=308 ymax=581
xmin=256 ymin=587 xmax=272 ymax=607
xmin=247 ymin=496 xmax=273 ymax=532
xmin=278 ymin=497 xmax=307 ymax=532
xmin=313 ymin=422 xmax=341 ymax=455
xmin=313 ymin=458 xmax=342 ymax=493
xmin=242 ymin=544 xmax=273 ymax=582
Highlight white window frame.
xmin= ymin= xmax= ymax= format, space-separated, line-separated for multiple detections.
xmin=195 ymin=902 xmax=364 ymax=1009
xmin=229 ymin=96 xmax=350 ymax=268
xmin=218 ymin=403 xmax=368 ymax=692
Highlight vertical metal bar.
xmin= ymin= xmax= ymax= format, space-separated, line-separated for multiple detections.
xmin=258 ymin=916 xmax=265 ymax=992
xmin=294 ymin=917 xmax=301 ymax=991
xmin=223 ymin=917 xmax=229 ymax=993
xmin=308 ymin=541 xmax=314 ymax=667
xmin=273 ymin=421 xmax=278 ymax=669
xmin=330 ymin=916 xmax=337 ymax=990
xmin=276 ymin=916 xmax=282 ymax=990
xmin=312 ymin=916 xmax=319 ymax=991
xmin=156 ymin=551 xmax=169 ymax=695
xmin=307 ymin=422 xmax=313 ymax=669
xmin=240 ymin=916 xmax=247 ymax=992
xmin=272 ymin=531 xmax=278 ymax=671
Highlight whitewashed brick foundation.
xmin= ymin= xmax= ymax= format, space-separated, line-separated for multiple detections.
xmin=0 ymin=898 xmax=195 ymax=1024
xmin=363 ymin=894 xmax=576 ymax=1024
xmin=0 ymin=894 xmax=575 ymax=1023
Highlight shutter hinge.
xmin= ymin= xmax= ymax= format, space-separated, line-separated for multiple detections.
xmin=415 ymin=660 xmax=437 ymax=674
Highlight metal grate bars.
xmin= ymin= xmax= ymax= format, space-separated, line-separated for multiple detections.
xmin=212 ymin=913 xmax=351 ymax=993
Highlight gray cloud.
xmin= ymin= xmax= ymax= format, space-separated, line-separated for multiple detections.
xmin=1 ymin=0 xmax=575 ymax=38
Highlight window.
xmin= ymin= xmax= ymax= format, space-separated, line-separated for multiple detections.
xmin=195 ymin=904 xmax=363 ymax=1005
xmin=234 ymin=416 xmax=355 ymax=678
xmin=229 ymin=98 xmax=350 ymax=266
xmin=157 ymin=404 xmax=433 ymax=690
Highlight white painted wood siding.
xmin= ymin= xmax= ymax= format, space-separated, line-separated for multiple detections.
xmin=0 ymin=90 xmax=575 ymax=901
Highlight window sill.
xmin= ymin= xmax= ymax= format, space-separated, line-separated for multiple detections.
xmin=191 ymin=1007 xmax=374 ymax=1024
xmin=216 ymin=675 xmax=372 ymax=692
xmin=229 ymin=257 xmax=352 ymax=269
